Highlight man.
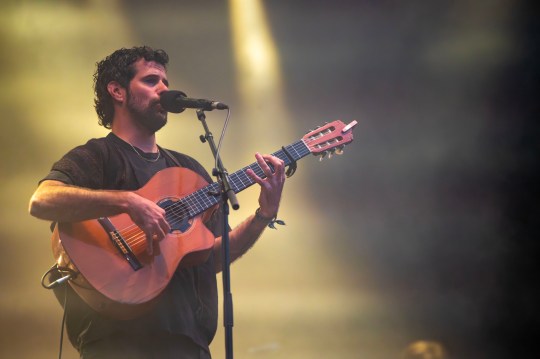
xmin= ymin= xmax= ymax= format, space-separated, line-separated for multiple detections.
xmin=29 ymin=46 xmax=286 ymax=359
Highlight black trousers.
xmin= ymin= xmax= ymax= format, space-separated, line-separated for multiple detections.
xmin=79 ymin=333 xmax=211 ymax=359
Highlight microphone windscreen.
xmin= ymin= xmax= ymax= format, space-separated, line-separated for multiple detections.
xmin=160 ymin=90 xmax=187 ymax=113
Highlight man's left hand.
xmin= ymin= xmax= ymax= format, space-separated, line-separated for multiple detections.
xmin=246 ymin=153 xmax=286 ymax=218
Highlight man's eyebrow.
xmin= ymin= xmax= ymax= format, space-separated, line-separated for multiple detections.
xmin=141 ymin=74 xmax=169 ymax=86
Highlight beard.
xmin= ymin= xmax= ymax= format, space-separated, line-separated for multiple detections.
xmin=126 ymin=91 xmax=168 ymax=133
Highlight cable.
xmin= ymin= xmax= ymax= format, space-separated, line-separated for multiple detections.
xmin=58 ymin=285 xmax=68 ymax=359
xmin=41 ymin=264 xmax=77 ymax=289
xmin=215 ymin=108 xmax=231 ymax=171
xmin=41 ymin=264 xmax=76 ymax=359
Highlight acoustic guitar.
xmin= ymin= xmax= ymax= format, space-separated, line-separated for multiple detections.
xmin=52 ymin=120 xmax=357 ymax=319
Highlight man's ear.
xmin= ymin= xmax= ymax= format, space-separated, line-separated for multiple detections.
xmin=107 ymin=81 xmax=126 ymax=103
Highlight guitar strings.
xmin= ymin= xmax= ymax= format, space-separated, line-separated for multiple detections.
xmin=119 ymin=139 xmax=312 ymax=249
xmin=116 ymin=138 xmax=314 ymax=250
xmin=120 ymin=140 xmax=311 ymax=249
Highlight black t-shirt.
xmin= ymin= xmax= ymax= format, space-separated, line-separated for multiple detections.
xmin=43 ymin=133 xmax=223 ymax=352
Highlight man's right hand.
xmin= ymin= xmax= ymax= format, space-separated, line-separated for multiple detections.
xmin=126 ymin=192 xmax=171 ymax=255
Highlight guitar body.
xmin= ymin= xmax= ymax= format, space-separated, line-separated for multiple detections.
xmin=51 ymin=167 xmax=217 ymax=319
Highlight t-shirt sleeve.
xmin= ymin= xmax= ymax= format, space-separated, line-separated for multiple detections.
xmin=42 ymin=169 xmax=73 ymax=184
xmin=41 ymin=139 xmax=107 ymax=189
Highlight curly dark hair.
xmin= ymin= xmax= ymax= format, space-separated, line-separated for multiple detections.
xmin=93 ymin=46 xmax=169 ymax=129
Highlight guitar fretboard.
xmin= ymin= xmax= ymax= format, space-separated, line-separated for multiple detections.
xmin=172 ymin=139 xmax=310 ymax=218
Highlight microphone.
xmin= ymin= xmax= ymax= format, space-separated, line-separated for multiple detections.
xmin=160 ymin=90 xmax=228 ymax=113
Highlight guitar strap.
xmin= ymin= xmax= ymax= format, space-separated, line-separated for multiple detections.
xmin=159 ymin=146 xmax=183 ymax=168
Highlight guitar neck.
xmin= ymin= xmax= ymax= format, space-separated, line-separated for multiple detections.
xmin=181 ymin=139 xmax=310 ymax=217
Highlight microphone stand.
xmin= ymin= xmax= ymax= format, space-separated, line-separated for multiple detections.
xmin=196 ymin=109 xmax=237 ymax=359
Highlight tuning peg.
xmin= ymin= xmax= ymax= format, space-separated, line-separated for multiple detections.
xmin=335 ymin=146 xmax=344 ymax=155
xmin=327 ymin=149 xmax=335 ymax=159
xmin=319 ymin=151 xmax=328 ymax=161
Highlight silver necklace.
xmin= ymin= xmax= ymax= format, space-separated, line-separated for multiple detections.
xmin=128 ymin=143 xmax=161 ymax=163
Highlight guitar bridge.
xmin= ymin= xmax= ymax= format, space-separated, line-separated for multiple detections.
xmin=98 ymin=217 xmax=142 ymax=271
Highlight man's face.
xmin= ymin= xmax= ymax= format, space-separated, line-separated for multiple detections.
xmin=126 ymin=59 xmax=169 ymax=133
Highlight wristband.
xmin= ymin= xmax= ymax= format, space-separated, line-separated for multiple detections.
xmin=255 ymin=208 xmax=286 ymax=229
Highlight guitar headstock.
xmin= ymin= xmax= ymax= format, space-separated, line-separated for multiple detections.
xmin=302 ymin=120 xmax=357 ymax=160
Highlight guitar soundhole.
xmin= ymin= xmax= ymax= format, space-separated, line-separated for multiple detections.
xmin=159 ymin=198 xmax=192 ymax=233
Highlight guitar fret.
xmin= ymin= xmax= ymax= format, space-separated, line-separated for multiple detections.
xmin=231 ymin=176 xmax=242 ymax=192
xmin=291 ymin=143 xmax=305 ymax=158
xmin=185 ymin=183 xmax=221 ymax=217
xmin=226 ymin=140 xmax=310 ymax=194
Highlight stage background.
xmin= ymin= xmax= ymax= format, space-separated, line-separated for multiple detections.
xmin=1 ymin=1 xmax=537 ymax=358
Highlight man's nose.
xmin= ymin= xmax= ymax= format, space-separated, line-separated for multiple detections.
xmin=157 ymin=80 xmax=169 ymax=93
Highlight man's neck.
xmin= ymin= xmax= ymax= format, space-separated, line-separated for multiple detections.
xmin=111 ymin=119 xmax=157 ymax=153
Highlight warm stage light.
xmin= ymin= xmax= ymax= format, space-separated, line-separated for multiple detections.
xmin=229 ymin=0 xmax=282 ymax=97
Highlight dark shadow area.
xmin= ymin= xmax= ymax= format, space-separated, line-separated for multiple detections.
xmin=484 ymin=1 xmax=540 ymax=357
